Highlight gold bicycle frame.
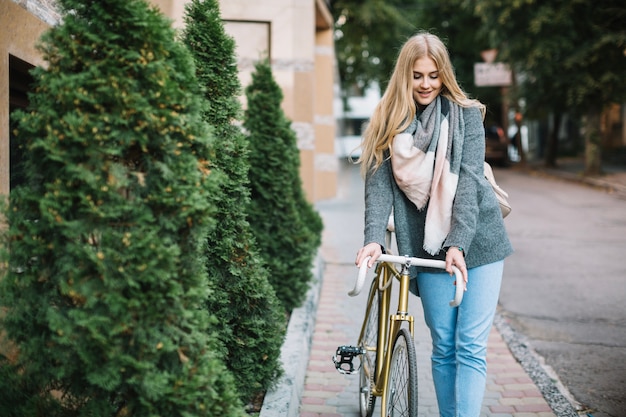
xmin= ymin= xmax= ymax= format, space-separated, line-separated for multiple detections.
xmin=358 ymin=260 xmax=414 ymax=416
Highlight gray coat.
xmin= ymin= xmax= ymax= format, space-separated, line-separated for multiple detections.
xmin=363 ymin=106 xmax=513 ymax=271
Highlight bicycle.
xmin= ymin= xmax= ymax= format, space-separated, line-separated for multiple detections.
xmin=333 ymin=250 xmax=464 ymax=417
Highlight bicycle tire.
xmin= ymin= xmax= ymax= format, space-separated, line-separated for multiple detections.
xmin=358 ymin=277 xmax=379 ymax=417
xmin=385 ymin=328 xmax=418 ymax=417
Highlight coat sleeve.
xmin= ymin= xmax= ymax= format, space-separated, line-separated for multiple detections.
xmin=443 ymin=107 xmax=485 ymax=253
xmin=363 ymin=157 xmax=394 ymax=250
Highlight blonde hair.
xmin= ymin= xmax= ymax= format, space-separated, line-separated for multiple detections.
xmin=358 ymin=31 xmax=485 ymax=176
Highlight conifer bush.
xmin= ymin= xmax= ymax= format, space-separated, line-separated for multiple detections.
xmin=181 ymin=0 xmax=285 ymax=405
xmin=0 ymin=0 xmax=244 ymax=415
xmin=244 ymin=61 xmax=323 ymax=312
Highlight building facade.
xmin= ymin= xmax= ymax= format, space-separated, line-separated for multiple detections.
xmin=1 ymin=0 xmax=58 ymax=197
xmin=0 ymin=0 xmax=338 ymax=201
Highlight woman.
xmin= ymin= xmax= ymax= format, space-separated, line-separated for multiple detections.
xmin=355 ymin=32 xmax=513 ymax=417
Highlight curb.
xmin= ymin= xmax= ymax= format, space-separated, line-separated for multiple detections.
xmin=259 ymin=254 xmax=324 ymax=417
xmin=494 ymin=313 xmax=582 ymax=417
xmin=536 ymin=167 xmax=626 ymax=199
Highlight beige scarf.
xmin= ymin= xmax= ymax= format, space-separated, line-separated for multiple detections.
xmin=391 ymin=97 xmax=464 ymax=255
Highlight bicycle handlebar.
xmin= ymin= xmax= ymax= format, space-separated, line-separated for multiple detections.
xmin=349 ymin=254 xmax=464 ymax=307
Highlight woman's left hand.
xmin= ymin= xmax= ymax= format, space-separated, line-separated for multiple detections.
xmin=445 ymin=247 xmax=468 ymax=290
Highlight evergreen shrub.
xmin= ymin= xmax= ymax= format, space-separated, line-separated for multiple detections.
xmin=244 ymin=60 xmax=323 ymax=312
xmin=0 ymin=0 xmax=244 ymax=415
xmin=182 ymin=0 xmax=285 ymax=405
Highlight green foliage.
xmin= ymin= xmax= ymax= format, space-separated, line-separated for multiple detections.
xmin=332 ymin=0 xmax=419 ymax=99
xmin=244 ymin=60 xmax=322 ymax=312
xmin=0 ymin=354 xmax=65 ymax=417
xmin=332 ymin=0 xmax=504 ymax=118
xmin=472 ymin=0 xmax=626 ymax=113
xmin=181 ymin=0 xmax=285 ymax=404
xmin=471 ymin=0 xmax=626 ymax=170
xmin=0 ymin=0 xmax=244 ymax=415
xmin=471 ymin=0 xmax=573 ymax=117
xmin=406 ymin=1 xmax=502 ymax=115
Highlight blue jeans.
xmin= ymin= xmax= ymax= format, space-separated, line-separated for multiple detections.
xmin=416 ymin=261 xmax=504 ymax=417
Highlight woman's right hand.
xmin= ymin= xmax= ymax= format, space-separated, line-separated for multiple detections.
xmin=355 ymin=242 xmax=383 ymax=269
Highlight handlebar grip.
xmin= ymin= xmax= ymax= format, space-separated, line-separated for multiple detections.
xmin=449 ymin=265 xmax=464 ymax=307
xmin=348 ymin=256 xmax=371 ymax=297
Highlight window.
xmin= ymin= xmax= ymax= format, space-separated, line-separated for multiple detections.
xmin=9 ymin=55 xmax=34 ymax=191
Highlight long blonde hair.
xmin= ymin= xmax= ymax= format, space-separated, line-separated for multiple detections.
xmin=358 ymin=32 xmax=485 ymax=176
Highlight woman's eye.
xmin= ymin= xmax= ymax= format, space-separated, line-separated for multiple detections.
xmin=413 ymin=73 xmax=438 ymax=80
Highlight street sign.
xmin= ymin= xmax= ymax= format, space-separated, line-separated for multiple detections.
xmin=474 ymin=62 xmax=512 ymax=87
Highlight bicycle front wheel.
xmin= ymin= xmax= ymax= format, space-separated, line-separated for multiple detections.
xmin=384 ymin=328 xmax=418 ymax=417
xmin=358 ymin=277 xmax=379 ymax=417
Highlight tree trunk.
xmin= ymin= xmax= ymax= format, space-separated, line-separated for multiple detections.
xmin=583 ymin=108 xmax=602 ymax=176
xmin=544 ymin=112 xmax=562 ymax=168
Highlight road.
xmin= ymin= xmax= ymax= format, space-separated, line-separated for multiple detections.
xmin=494 ymin=167 xmax=626 ymax=417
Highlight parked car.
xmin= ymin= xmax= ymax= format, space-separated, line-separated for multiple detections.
xmin=485 ymin=125 xmax=510 ymax=166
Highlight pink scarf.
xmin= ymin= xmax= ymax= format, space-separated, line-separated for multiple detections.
xmin=390 ymin=97 xmax=464 ymax=255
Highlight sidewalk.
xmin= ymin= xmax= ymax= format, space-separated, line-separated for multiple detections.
xmin=261 ymin=156 xmax=626 ymax=417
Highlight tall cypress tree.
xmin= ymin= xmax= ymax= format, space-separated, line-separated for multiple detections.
xmin=244 ymin=60 xmax=323 ymax=312
xmin=181 ymin=0 xmax=285 ymax=406
xmin=0 ymin=0 xmax=244 ymax=415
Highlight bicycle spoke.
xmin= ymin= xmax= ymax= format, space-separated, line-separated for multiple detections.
xmin=385 ymin=328 xmax=418 ymax=417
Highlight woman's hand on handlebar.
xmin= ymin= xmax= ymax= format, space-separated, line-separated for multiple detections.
xmin=356 ymin=242 xmax=383 ymax=268
xmin=445 ymin=246 xmax=468 ymax=288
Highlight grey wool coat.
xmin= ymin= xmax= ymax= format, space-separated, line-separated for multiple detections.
xmin=363 ymin=106 xmax=513 ymax=272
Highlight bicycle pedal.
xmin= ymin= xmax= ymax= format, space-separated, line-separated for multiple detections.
xmin=332 ymin=345 xmax=364 ymax=375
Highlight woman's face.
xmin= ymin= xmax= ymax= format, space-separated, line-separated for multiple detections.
xmin=412 ymin=56 xmax=442 ymax=108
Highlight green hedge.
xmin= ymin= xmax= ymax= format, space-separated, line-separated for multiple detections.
xmin=244 ymin=60 xmax=323 ymax=312
xmin=0 ymin=0 xmax=243 ymax=415
xmin=182 ymin=0 xmax=285 ymax=405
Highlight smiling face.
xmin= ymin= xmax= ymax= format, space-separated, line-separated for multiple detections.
xmin=412 ymin=56 xmax=443 ymax=109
